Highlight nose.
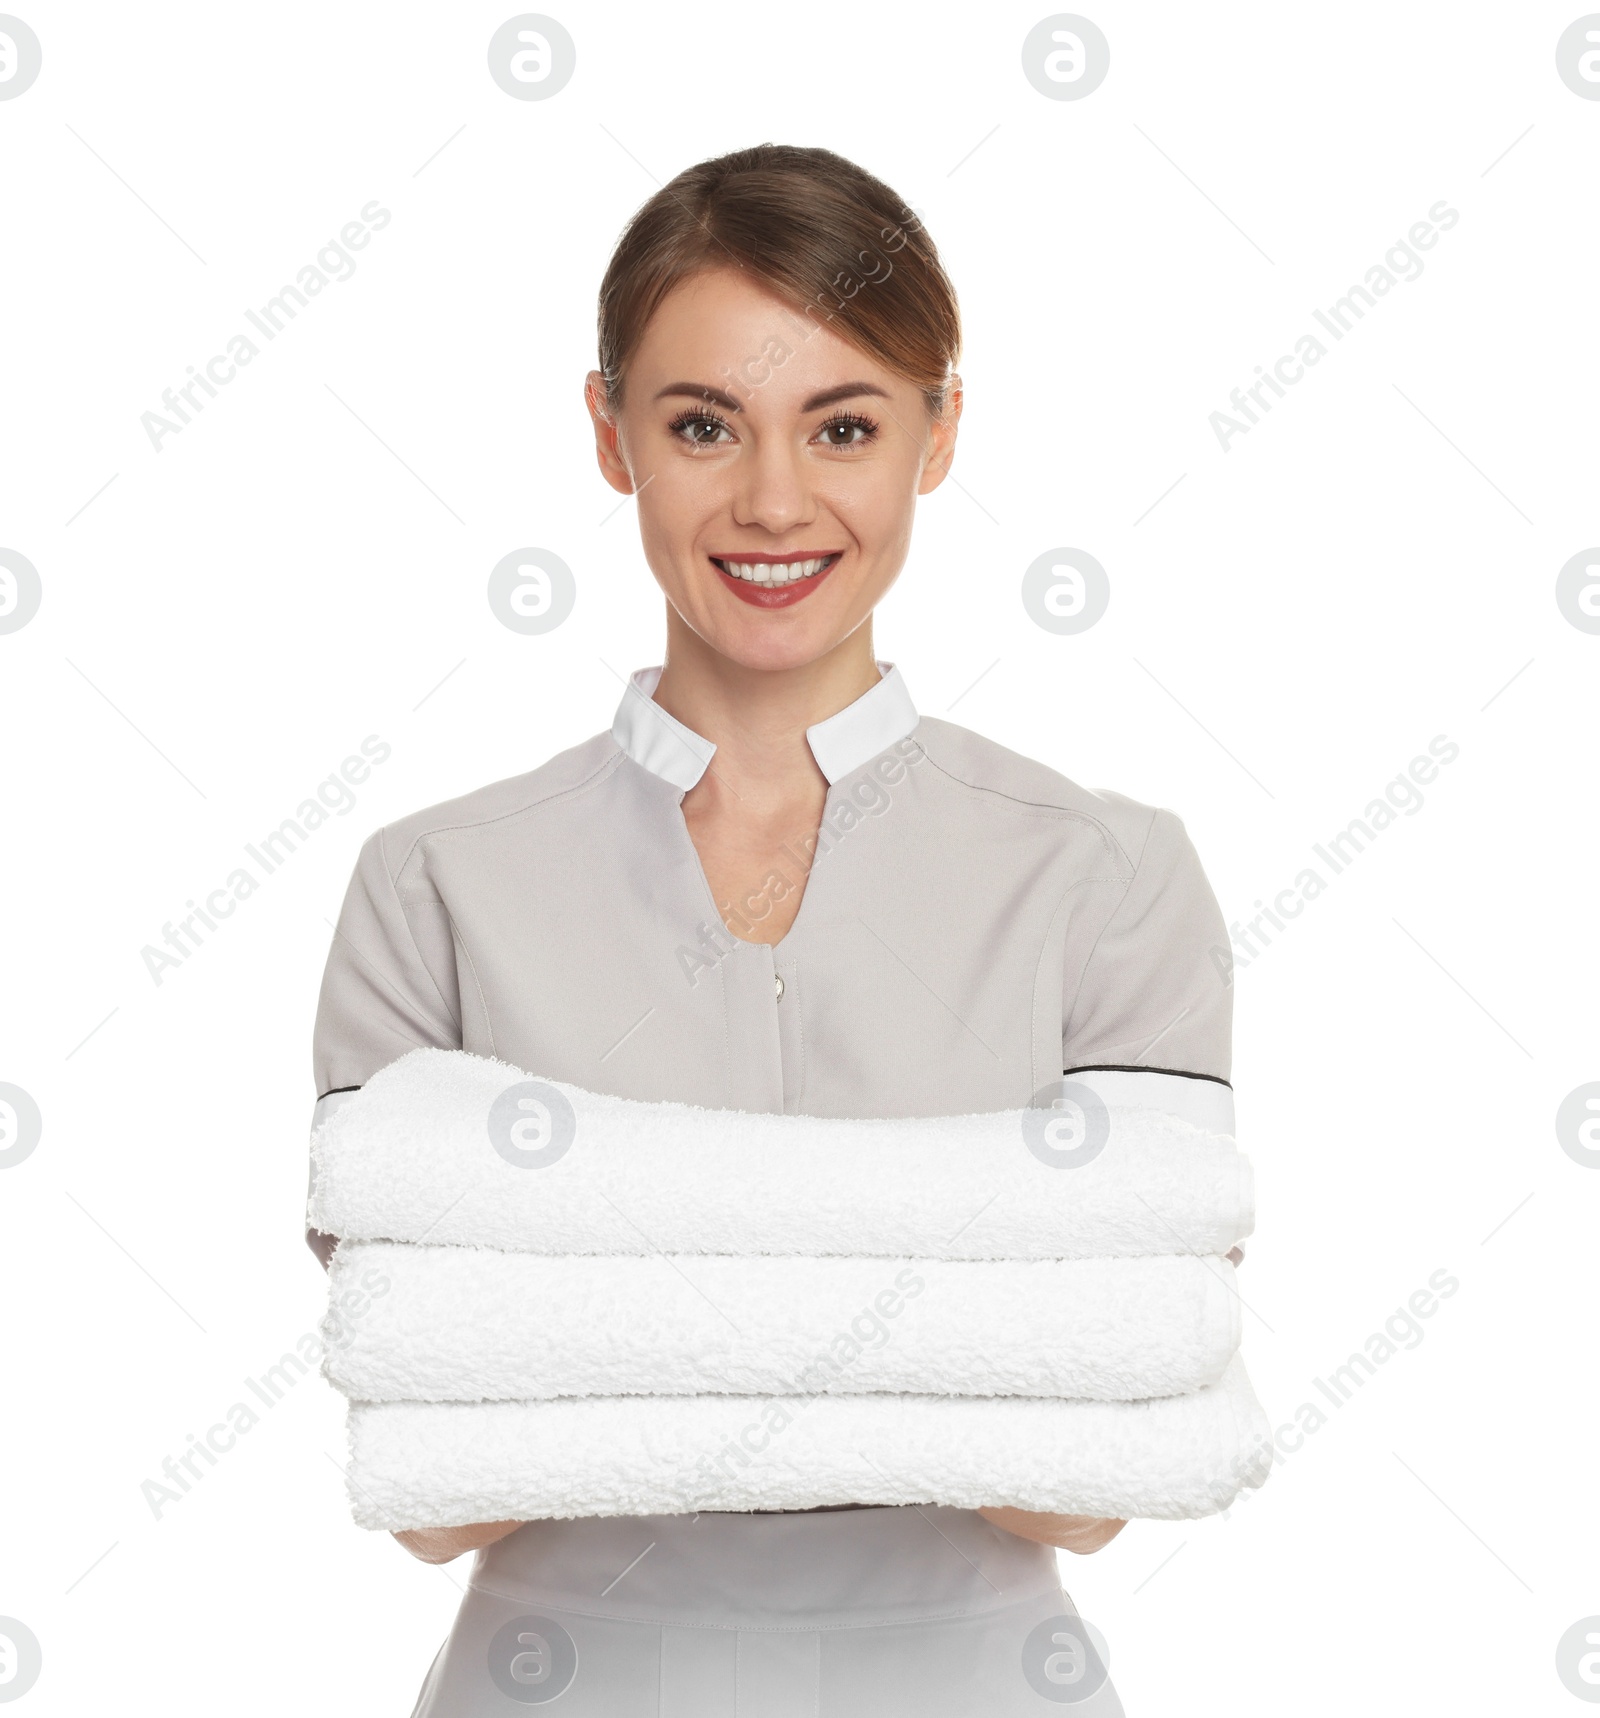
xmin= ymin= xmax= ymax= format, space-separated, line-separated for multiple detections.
xmin=730 ymin=432 xmax=816 ymax=536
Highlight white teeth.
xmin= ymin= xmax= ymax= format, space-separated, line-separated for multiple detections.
xmin=717 ymin=556 xmax=833 ymax=584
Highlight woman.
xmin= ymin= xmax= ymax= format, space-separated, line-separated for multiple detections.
xmin=310 ymin=143 xmax=1233 ymax=1715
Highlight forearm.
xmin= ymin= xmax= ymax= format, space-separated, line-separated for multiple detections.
xmin=978 ymin=1507 xmax=1127 ymax=1553
xmin=392 ymin=1519 xmax=525 ymax=1564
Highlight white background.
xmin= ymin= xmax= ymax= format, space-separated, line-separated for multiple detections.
xmin=2 ymin=1 xmax=1597 ymax=1711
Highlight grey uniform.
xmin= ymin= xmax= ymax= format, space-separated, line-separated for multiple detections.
xmin=309 ymin=659 xmax=1233 ymax=1716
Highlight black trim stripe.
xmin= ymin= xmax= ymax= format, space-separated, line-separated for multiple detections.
xmin=323 ymin=1070 xmax=1231 ymax=1104
xmin=1062 ymin=1063 xmax=1232 ymax=1088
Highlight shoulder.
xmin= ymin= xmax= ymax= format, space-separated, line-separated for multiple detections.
xmin=359 ymin=730 xmax=622 ymax=885
xmin=909 ymin=715 xmax=1185 ymax=878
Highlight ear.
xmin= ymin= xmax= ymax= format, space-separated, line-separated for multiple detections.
xmin=916 ymin=373 xmax=963 ymax=496
xmin=585 ymin=370 xmax=635 ymax=497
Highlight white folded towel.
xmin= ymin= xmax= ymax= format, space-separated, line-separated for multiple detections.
xmin=340 ymin=1353 xmax=1273 ymax=1529
xmin=324 ymin=1242 xmax=1243 ymax=1403
xmin=309 ymin=1049 xmax=1253 ymax=1260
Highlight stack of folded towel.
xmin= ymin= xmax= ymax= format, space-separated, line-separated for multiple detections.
xmin=309 ymin=1049 xmax=1272 ymax=1531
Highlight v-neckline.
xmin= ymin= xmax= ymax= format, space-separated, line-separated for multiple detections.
xmin=670 ymin=787 xmax=834 ymax=958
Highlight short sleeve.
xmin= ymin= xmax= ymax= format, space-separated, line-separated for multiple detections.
xmin=306 ymin=826 xmax=461 ymax=1262
xmin=1063 ymin=806 xmax=1232 ymax=1085
xmin=312 ymin=825 xmax=462 ymax=1097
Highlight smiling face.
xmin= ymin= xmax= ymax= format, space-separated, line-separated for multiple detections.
xmin=586 ymin=266 xmax=960 ymax=674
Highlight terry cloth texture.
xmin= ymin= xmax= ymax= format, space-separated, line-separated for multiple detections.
xmin=311 ymin=1048 xmax=1271 ymax=1529
xmin=308 ymin=1048 xmax=1254 ymax=1260
xmin=323 ymin=1243 xmax=1242 ymax=1403
xmin=344 ymin=1355 xmax=1271 ymax=1529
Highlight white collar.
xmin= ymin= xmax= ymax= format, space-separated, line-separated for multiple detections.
xmin=611 ymin=661 xmax=920 ymax=793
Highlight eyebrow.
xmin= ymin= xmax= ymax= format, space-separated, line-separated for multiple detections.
xmin=652 ymin=381 xmax=891 ymax=413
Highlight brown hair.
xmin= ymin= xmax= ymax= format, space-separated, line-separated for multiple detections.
xmin=596 ymin=144 xmax=961 ymax=417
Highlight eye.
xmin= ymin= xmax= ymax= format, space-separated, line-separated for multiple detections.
xmin=815 ymin=411 xmax=879 ymax=449
xmin=668 ymin=408 xmax=736 ymax=447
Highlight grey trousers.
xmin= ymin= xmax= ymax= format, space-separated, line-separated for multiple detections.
xmin=407 ymin=1505 xmax=1125 ymax=1715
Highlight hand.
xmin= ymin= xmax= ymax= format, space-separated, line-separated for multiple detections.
xmin=392 ymin=1519 xmax=525 ymax=1564
xmin=978 ymin=1507 xmax=1127 ymax=1553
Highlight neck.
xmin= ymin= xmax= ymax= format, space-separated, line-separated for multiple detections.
xmin=651 ymin=611 xmax=880 ymax=802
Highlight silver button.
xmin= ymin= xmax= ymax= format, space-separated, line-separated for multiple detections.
xmin=774 ymin=974 xmax=785 ymax=1001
